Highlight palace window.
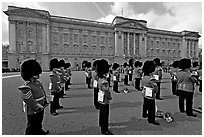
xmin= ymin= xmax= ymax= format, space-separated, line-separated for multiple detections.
xmin=63 ymin=33 xmax=69 ymax=43
xmin=83 ymin=35 xmax=88 ymax=43
xmin=18 ymin=30 xmax=24 ymax=38
xmin=74 ymin=34 xmax=79 ymax=43
xmin=100 ymin=36 xmax=105 ymax=44
xmin=28 ymin=29 xmax=33 ymax=39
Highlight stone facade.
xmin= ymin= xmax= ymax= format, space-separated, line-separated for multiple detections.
xmin=4 ymin=6 xmax=201 ymax=70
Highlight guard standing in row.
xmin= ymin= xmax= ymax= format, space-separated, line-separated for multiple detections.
xmin=112 ymin=63 xmax=120 ymax=93
xmin=134 ymin=61 xmax=143 ymax=91
xmin=176 ymin=58 xmax=198 ymax=117
xmin=18 ymin=59 xmax=49 ymax=134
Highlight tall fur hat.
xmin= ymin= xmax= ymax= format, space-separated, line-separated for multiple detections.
xmin=179 ymin=58 xmax=191 ymax=69
xmin=123 ymin=62 xmax=128 ymax=67
xmin=20 ymin=59 xmax=42 ymax=81
xmin=193 ymin=61 xmax=199 ymax=67
xmin=64 ymin=62 xmax=71 ymax=69
xmin=153 ymin=58 xmax=161 ymax=66
xmin=112 ymin=63 xmax=119 ymax=70
xmin=59 ymin=59 xmax=65 ymax=68
xmin=134 ymin=61 xmax=140 ymax=67
xmin=172 ymin=60 xmax=179 ymax=68
xmin=96 ymin=59 xmax=110 ymax=78
xmin=93 ymin=60 xmax=99 ymax=70
xmin=139 ymin=61 xmax=143 ymax=67
xmin=142 ymin=60 xmax=156 ymax=75
xmin=49 ymin=58 xmax=59 ymax=71
xmin=87 ymin=62 xmax=92 ymax=68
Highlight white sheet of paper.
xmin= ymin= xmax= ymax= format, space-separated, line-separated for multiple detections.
xmin=153 ymin=75 xmax=159 ymax=80
xmin=98 ymin=90 xmax=104 ymax=103
xmin=93 ymin=80 xmax=98 ymax=88
xmin=113 ymin=76 xmax=116 ymax=81
xmin=144 ymin=87 xmax=153 ymax=97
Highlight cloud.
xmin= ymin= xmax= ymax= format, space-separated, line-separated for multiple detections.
xmin=96 ymin=2 xmax=202 ymax=47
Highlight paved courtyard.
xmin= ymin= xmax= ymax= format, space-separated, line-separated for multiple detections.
xmin=2 ymin=71 xmax=202 ymax=135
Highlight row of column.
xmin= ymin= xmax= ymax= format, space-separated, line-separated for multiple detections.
xmin=115 ymin=31 xmax=140 ymax=57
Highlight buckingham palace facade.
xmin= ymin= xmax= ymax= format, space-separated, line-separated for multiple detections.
xmin=4 ymin=6 xmax=201 ymax=70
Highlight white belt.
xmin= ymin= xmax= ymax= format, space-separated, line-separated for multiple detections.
xmin=35 ymin=96 xmax=45 ymax=101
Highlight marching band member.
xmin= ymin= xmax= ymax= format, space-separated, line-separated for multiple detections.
xmin=176 ymin=58 xmax=198 ymax=117
xmin=141 ymin=60 xmax=159 ymax=125
xmin=96 ymin=59 xmax=113 ymax=135
xmin=112 ymin=63 xmax=120 ymax=93
xmin=134 ymin=61 xmax=143 ymax=91
xmin=58 ymin=59 xmax=67 ymax=98
xmin=65 ymin=62 xmax=72 ymax=91
xmin=169 ymin=60 xmax=180 ymax=95
xmin=153 ymin=58 xmax=163 ymax=100
xmin=49 ymin=58 xmax=63 ymax=116
xmin=18 ymin=59 xmax=49 ymax=134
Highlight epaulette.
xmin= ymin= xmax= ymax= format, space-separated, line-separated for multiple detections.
xmin=18 ymin=81 xmax=31 ymax=90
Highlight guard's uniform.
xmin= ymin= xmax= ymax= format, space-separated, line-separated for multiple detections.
xmin=176 ymin=69 xmax=197 ymax=115
xmin=86 ymin=67 xmax=92 ymax=88
xmin=59 ymin=68 xmax=67 ymax=97
xmin=98 ymin=77 xmax=112 ymax=133
xmin=65 ymin=68 xmax=72 ymax=91
xmin=128 ymin=66 xmax=133 ymax=81
xmin=152 ymin=66 xmax=163 ymax=99
xmin=134 ymin=67 xmax=142 ymax=90
xmin=18 ymin=80 xmax=48 ymax=135
xmin=92 ymin=71 xmax=100 ymax=109
xmin=124 ymin=67 xmax=129 ymax=85
xmin=197 ymin=69 xmax=202 ymax=92
xmin=141 ymin=75 xmax=158 ymax=124
xmin=49 ymin=71 xmax=61 ymax=114
xmin=169 ymin=67 xmax=179 ymax=95
xmin=112 ymin=70 xmax=119 ymax=93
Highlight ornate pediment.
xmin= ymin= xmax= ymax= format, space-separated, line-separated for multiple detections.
xmin=115 ymin=20 xmax=148 ymax=30
xmin=4 ymin=8 xmax=49 ymax=19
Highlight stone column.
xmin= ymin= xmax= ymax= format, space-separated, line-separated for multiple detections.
xmin=127 ymin=32 xmax=130 ymax=56
xmin=115 ymin=31 xmax=118 ymax=55
xmin=121 ymin=31 xmax=124 ymax=57
xmin=133 ymin=33 xmax=136 ymax=55
xmin=9 ymin=20 xmax=16 ymax=53
xmin=46 ymin=23 xmax=50 ymax=53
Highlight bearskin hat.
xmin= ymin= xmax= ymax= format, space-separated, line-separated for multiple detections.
xmin=93 ymin=60 xmax=99 ymax=70
xmin=86 ymin=62 xmax=92 ymax=68
xmin=153 ymin=58 xmax=161 ymax=66
xmin=123 ymin=62 xmax=128 ymax=67
xmin=134 ymin=61 xmax=140 ymax=67
xmin=112 ymin=63 xmax=119 ymax=70
xmin=96 ymin=59 xmax=110 ymax=78
xmin=142 ymin=60 xmax=156 ymax=75
xmin=179 ymin=58 xmax=191 ymax=69
xmin=20 ymin=59 xmax=42 ymax=81
xmin=139 ymin=61 xmax=143 ymax=67
xmin=64 ymin=62 xmax=71 ymax=69
xmin=172 ymin=60 xmax=179 ymax=68
xmin=193 ymin=62 xmax=199 ymax=67
xmin=49 ymin=58 xmax=59 ymax=71
xmin=59 ymin=59 xmax=65 ymax=68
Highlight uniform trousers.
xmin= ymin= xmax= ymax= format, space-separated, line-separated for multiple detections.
xmin=50 ymin=92 xmax=60 ymax=114
xmin=135 ymin=78 xmax=141 ymax=90
xmin=65 ymin=78 xmax=71 ymax=91
xmin=87 ymin=77 xmax=92 ymax=88
xmin=171 ymin=81 xmax=177 ymax=95
xmin=99 ymin=104 xmax=109 ymax=132
xmin=199 ymin=80 xmax=202 ymax=92
xmin=142 ymin=97 xmax=156 ymax=123
xmin=124 ymin=75 xmax=128 ymax=85
xmin=156 ymin=82 xmax=161 ymax=99
xmin=178 ymin=90 xmax=194 ymax=115
xmin=26 ymin=110 xmax=44 ymax=135
xmin=113 ymin=81 xmax=118 ymax=92
xmin=129 ymin=74 xmax=133 ymax=81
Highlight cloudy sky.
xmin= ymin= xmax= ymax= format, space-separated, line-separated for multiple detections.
xmin=1 ymin=1 xmax=202 ymax=47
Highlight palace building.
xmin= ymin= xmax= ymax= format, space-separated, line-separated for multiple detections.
xmin=4 ymin=6 xmax=201 ymax=70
